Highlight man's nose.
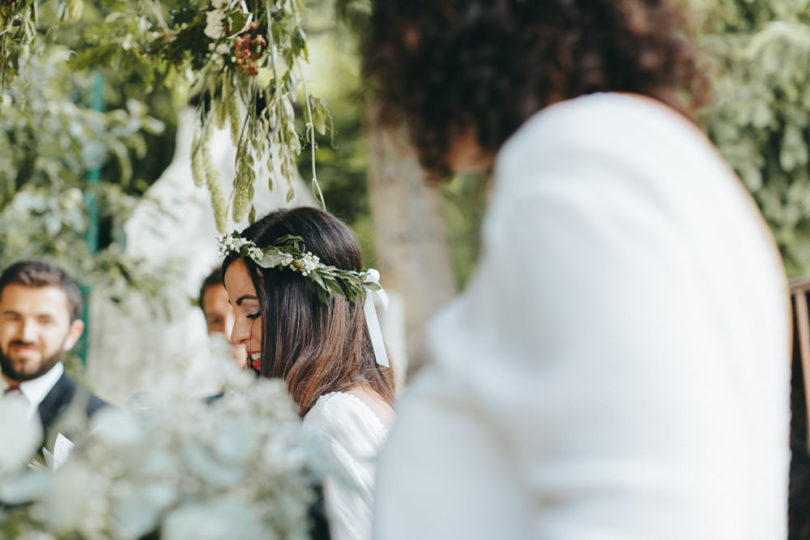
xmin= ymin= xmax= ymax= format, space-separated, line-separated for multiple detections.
xmin=17 ymin=319 xmax=36 ymax=342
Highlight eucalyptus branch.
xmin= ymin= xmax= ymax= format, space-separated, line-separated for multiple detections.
xmin=301 ymin=69 xmax=325 ymax=210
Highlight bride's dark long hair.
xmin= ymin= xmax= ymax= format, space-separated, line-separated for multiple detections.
xmin=222 ymin=207 xmax=395 ymax=416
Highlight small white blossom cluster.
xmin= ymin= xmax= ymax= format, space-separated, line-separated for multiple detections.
xmin=0 ymin=354 xmax=328 ymax=540
xmin=294 ymin=252 xmax=320 ymax=276
xmin=218 ymin=233 xmax=249 ymax=255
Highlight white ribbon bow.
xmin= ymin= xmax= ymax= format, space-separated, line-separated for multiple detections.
xmin=363 ymin=268 xmax=390 ymax=367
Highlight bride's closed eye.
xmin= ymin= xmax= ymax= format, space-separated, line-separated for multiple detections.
xmin=247 ymin=312 xmax=261 ymax=320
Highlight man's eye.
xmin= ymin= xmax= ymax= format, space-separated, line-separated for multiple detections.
xmin=246 ymin=313 xmax=261 ymax=320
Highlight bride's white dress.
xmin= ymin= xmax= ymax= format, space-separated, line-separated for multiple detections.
xmin=303 ymin=392 xmax=388 ymax=540
xmin=373 ymin=93 xmax=790 ymax=539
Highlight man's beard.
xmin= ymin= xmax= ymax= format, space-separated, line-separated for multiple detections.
xmin=0 ymin=342 xmax=64 ymax=382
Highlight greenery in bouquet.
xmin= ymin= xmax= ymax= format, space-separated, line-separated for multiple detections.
xmin=0 ymin=345 xmax=328 ymax=540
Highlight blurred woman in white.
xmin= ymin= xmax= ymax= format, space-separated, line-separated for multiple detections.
xmin=362 ymin=1 xmax=790 ymax=539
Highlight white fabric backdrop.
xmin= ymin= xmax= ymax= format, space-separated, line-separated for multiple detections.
xmin=86 ymin=107 xmax=315 ymax=404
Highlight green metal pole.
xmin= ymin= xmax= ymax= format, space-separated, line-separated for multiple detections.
xmin=78 ymin=73 xmax=104 ymax=366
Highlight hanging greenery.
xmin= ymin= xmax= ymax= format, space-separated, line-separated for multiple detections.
xmin=149 ymin=0 xmax=329 ymax=230
xmin=2 ymin=0 xmax=328 ymax=234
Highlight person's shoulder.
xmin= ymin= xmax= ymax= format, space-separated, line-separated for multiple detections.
xmin=498 ymin=93 xmax=698 ymax=168
xmin=305 ymin=392 xmax=377 ymax=425
xmin=304 ymin=392 xmax=387 ymax=446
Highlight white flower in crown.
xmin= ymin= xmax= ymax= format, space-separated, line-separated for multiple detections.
xmin=217 ymin=237 xmax=229 ymax=255
xmin=247 ymin=246 xmax=264 ymax=262
xmin=218 ymin=234 xmax=253 ymax=257
xmin=294 ymin=253 xmax=320 ymax=276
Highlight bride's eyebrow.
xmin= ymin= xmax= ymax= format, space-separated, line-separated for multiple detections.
xmin=235 ymin=295 xmax=259 ymax=306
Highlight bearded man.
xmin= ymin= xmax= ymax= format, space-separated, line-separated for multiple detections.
xmin=0 ymin=260 xmax=107 ymax=438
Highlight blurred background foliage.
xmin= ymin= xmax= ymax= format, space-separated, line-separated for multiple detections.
xmin=297 ymin=0 xmax=485 ymax=289
xmin=4 ymin=0 xmax=810 ymax=333
xmin=689 ymin=0 xmax=810 ymax=276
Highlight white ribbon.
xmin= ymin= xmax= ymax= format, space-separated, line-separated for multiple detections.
xmin=363 ymin=268 xmax=390 ymax=367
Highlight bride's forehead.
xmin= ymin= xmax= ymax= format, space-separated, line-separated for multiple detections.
xmin=224 ymin=260 xmax=256 ymax=294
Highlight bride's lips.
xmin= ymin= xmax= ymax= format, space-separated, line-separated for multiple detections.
xmin=248 ymin=351 xmax=261 ymax=372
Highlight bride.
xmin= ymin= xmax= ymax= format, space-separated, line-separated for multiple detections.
xmin=221 ymin=206 xmax=395 ymax=540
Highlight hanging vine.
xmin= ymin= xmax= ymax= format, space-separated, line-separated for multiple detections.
xmin=148 ymin=0 xmax=329 ymax=231
xmin=1 ymin=0 xmax=329 ymax=233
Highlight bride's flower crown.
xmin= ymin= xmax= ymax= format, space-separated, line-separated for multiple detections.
xmin=218 ymin=232 xmax=381 ymax=304
xmin=218 ymin=231 xmax=391 ymax=367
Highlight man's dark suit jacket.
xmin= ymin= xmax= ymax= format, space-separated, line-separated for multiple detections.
xmin=37 ymin=371 xmax=108 ymax=436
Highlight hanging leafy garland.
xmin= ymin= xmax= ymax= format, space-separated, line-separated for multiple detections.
xmin=2 ymin=0 xmax=329 ymax=234
xmin=149 ymin=0 xmax=329 ymax=232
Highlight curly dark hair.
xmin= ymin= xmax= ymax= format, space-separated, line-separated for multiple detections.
xmin=362 ymin=0 xmax=711 ymax=178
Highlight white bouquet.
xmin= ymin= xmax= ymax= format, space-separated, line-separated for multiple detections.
xmin=0 ymin=347 xmax=328 ymax=540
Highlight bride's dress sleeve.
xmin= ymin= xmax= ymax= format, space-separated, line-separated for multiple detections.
xmin=304 ymin=392 xmax=387 ymax=540
xmin=373 ymin=95 xmax=789 ymax=540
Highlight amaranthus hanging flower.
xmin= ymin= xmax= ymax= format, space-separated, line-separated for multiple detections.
xmin=233 ymin=22 xmax=266 ymax=77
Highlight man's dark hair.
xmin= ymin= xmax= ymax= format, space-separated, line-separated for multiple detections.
xmin=0 ymin=260 xmax=83 ymax=322
xmin=198 ymin=266 xmax=224 ymax=316
xmin=362 ymin=0 xmax=711 ymax=178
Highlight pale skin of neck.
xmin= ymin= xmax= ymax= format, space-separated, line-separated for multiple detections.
xmin=345 ymin=384 xmax=395 ymax=430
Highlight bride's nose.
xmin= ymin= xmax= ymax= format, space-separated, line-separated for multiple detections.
xmin=230 ymin=316 xmax=252 ymax=345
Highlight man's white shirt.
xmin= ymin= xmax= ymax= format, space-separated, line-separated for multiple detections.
xmin=2 ymin=361 xmax=64 ymax=417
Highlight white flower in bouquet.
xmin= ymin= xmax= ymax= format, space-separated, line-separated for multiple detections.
xmin=1 ymin=349 xmax=328 ymax=540
xmin=0 ymin=396 xmax=42 ymax=474
xmin=0 ymin=395 xmax=52 ymax=507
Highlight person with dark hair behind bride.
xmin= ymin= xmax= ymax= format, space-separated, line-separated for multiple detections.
xmin=361 ymin=1 xmax=790 ymax=539
xmin=221 ymin=206 xmax=395 ymax=540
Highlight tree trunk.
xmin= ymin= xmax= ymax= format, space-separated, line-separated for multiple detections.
xmin=366 ymin=103 xmax=456 ymax=378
